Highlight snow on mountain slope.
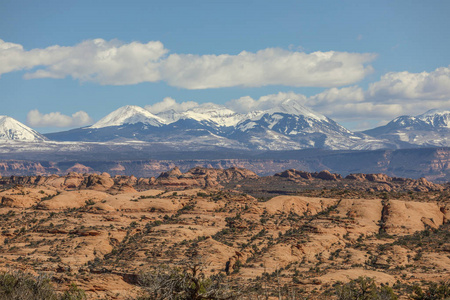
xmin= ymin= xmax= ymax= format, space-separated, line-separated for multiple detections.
xmin=46 ymin=99 xmax=393 ymax=150
xmin=155 ymin=99 xmax=328 ymax=128
xmin=237 ymin=99 xmax=348 ymax=134
xmin=90 ymin=105 xmax=166 ymax=129
xmin=0 ymin=116 xmax=46 ymax=141
xmin=229 ymin=99 xmax=381 ymax=150
xmin=157 ymin=103 xmax=245 ymax=127
xmin=417 ymin=109 xmax=450 ymax=128
xmin=363 ymin=109 xmax=450 ymax=147
xmin=263 ymin=99 xmax=328 ymax=121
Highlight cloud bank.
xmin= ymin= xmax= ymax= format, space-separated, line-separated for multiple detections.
xmin=27 ymin=110 xmax=93 ymax=127
xmin=161 ymin=49 xmax=375 ymax=89
xmin=0 ymin=39 xmax=375 ymax=88
xmin=25 ymin=64 xmax=450 ymax=130
xmin=317 ymin=66 xmax=450 ymax=122
xmin=144 ymin=65 xmax=450 ymax=129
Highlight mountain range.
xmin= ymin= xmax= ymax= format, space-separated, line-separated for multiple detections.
xmin=363 ymin=109 xmax=450 ymax=148
xmin=43 ymin=100 xmax=391 ymax=150
xmin=1 ymin=101 xmax=450 ymax=151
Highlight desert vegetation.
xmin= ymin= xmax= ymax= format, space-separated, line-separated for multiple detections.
xmin=0 ymin=167 xmax=449 ymax=299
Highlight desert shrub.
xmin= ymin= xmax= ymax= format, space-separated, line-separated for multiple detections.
xmin=0 ymin=271 xmax=86 ymax=300
xmin=137 ymin=257 xmax=236 ymax=300
xmin=0 ymin=270 xmax=58 ymax=300
xmin=84 ymin=199 xmax=95 ymax=206
xmin=335 ymin=276 xmax=398 ymax=300
xmin=411 ymin=281 xmax=450 ymax=300
xmin=60 ymin=283 xmax=86 ymax=300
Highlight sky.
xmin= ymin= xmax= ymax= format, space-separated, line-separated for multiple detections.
xmin=1 ymin=0 xmax=450 ymax=133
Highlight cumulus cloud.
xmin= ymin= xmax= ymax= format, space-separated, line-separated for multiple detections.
xmin=145 ymin=97 xmax=199 ymax=114
xmin=0 ymin=39 xmax=375 ymax=88
xmin=314 ymin=102 xmax=406 ymax=121
xmin=23 ymin=39 xmax=166 ymax=85
xmin=222 ymin=65 xmax=450 ymax=127
xmin=161 ymin=49 xmax=376 ymax=89
xmin=309 ymin=86 xmax=364 ymax=105
xmin=309 ymin=66 xmax=450 ymax=123
xmin=146 ymin=64 xmax=450 ymax=124
xmin=367 ymin=66 xmax=450 ymax=101
xmin=0 ymin=39 xmax=166 ymax=84
xmin=226 ymin=92 xmax=307 ymax=113
xmin=27 ymin=110 xmax=93 ymax=127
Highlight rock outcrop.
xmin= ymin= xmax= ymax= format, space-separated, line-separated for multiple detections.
xmin=275 ymin=169 xmax=341 ymax=180
xmin=0 ymin=167 xmax=447 ymax=195
xmin=346 ymin=173 xmax=444 ymax=192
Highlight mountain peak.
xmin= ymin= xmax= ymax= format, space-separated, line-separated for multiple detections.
xmin=417 ymin=108 xmax=450 ymax=118
xmin=264 ymin=99 xmax=327 ymax=121
xmin=90 ymin=105 xmax=166 ymax=129
xmin=157 ymin=103 xmax=243 ymax=127
xmin=0 ymin=115 xmax=46 ymax=141
xmin=416 ymin=108 xmax=450 ymax=128
xmin=363 ymin=108 xmax=450 ymax=146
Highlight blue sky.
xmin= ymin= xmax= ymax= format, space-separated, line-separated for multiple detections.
xmin=1 ymin=0 xmax=450 ymax=132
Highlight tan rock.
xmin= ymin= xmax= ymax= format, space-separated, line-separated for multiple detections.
xmin=383 ymin=200 xmax=445 ymax=235
xmin=38 ymin=190 xmax=109 ymax=210
xmin=261 ymin=196 xmax=337 ymax=215
xmin=0 ymin=187 xmax=57 ymax=208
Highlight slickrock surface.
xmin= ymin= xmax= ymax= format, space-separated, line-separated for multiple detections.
xmin=0 ymin=167 xmax=448 ymax=299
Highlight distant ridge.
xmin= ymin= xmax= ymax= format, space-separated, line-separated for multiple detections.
xmin=363 ymin=109 xmax=450 ymax=147
xmin=3 ymin=105 xmax=450 ymax=150
xmin=45 ymin=100 xmax=393 ymax=150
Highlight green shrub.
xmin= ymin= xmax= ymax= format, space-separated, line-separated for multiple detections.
xmin=60 ymin=283 xmax=86 ymax=300
xmin=0 ymin=271 xmax=86 ymax=300
xmin=412 ymin=282 xmax=450 ymax=300
xmin=138 ymin=258 xmax=236 ymax=300
xmin=335 ymin=276 xmax=398 ymax=300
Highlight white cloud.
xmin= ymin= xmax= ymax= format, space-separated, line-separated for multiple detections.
xmin=22 ymin=39 xmax=166 ymax=85
xmin=223 ymin=65 xmax=450 ymax=127
xmin=226 ymin=92 xmax=307 ymax=113
xmin=314 ymin=102 xmax=405 ymax=121
xmin=27 ymin=110 xmax=93 ymax=127
xmin=161 ymin=49 xmax=375 ymax=89
xmin=145 ymin=97 xmax=199 ymax=114
xmin=309 ymin=86 xmax=364 ymax=105
xmin=141 ymin=64 xmax=450 ymax=131
xmin=367 ymin=66 xmax=450 ymax=101
xmin=0 ymin=39 xmax=376 ymax=88
xmin=307 ymin=66 xmax=450 ymax=124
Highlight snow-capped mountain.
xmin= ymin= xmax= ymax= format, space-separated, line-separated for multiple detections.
xmin=90 ymin=105 xmax=166 ymax=129
xmin=0 ymin=116 xmax=46 ymax=141
xmin=237 ymin=100 xmax=346 ymax=136
xmin=229 ymin=99 xmax=387 ymax=150
xmin=417 ymin=109 xmax=450 ymax=128
xmin=363 ymin=109 xmax=450 ymax=147
xmin=10 ymin=102 xmax=450 ymax=150
xmin=45 ymin=100 xmax=394 ymax=150
xmin=156 ymin=103 xmax=245 ymax=127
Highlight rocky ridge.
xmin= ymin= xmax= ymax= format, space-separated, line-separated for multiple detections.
xmin=1 ymin=167 xmax=445 ymax=195
xmin=2 ymin=146 xmax=450 ymax=182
